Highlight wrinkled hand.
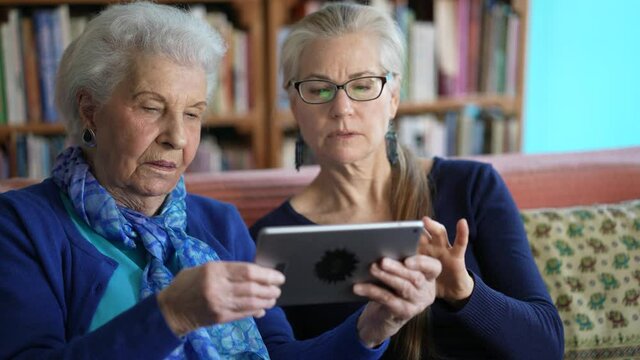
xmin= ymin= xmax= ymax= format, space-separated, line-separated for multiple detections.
xmin=419 ymin=217 xmax=474 ymax=307
xmin=354 ymin=254 xmax=441 ymax=348
xmin=157 ymin=261 xmax=285 ymax=337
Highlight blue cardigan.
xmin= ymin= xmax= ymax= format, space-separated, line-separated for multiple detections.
xmin=0 ymin=179 xmax=387 ymax=359
xmin=250 ymin=158 xmax=565 ymax=359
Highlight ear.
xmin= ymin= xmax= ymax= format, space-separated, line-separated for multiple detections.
xmin=389 ymin=75 xmax=401 ymax=119
xmin=77 ymin=90 xmax=97 ymax=129
xmin=389 ymin=85 xmax=400 ymax=119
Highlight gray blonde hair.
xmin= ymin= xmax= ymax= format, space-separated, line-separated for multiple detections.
xmin=55 ymin=1 xmax=226 ymax=144
xmin=280 ymin=2 xmax=405 ymax=87
xmin=280 ymin=3 xmax=432 ymax=360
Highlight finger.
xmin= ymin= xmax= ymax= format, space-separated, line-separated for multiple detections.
xmin=222 ymin=308 xmax=268 ymax=323
xmin=453 ymin=219 xmax=470 ymax=257
xmin=354 ymin=283 xmax=414 ymax=318
xmin=404 ymin=255 xmax=442 ymax=280
xmin=370 ymin=260 xmax=423 ymax=300
xmin=229 ymin=281 xmax=282 ymax=300
xmin=227 ymin=295 xmax=278 ymax=315
xmin=423 ymin=216 xmax=451 ymax=248
xmin=226 ymin=262 xmax=286 ymax=285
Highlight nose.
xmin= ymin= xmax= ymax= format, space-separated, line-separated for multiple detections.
xmin=158 ymin=112 xmax=187 ymax=149
xmin=328 ymin=88 xmax=354 ymax=119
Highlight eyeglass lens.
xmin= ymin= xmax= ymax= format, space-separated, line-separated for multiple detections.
xmin=298 ymin=77 xmax=384 ymax=103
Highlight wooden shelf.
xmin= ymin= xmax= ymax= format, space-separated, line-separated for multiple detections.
xmin=0 ymin=123 xmax=65 ymax=136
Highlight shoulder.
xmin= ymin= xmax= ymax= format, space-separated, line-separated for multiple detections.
xmin=0 ymin=179 xmax=63 ymax=219
xmin=249 ymin=201 xmax=297 ymax=240
xmin=185 ymin=193 xmax=255 ymax=261
xmin=185 ymin=193 xmax=247 ymax=233
xmin=430 ymin=156 xmax=497 ymax=178
xmin=430 ymin=157 xmax=503 ymax=189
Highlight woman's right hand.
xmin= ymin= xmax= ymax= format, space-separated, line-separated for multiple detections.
xmin=157 ymin=261 xmax=285 ymax=337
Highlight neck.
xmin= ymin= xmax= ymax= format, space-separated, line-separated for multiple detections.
xmin=298 ymin=156 xmax=394 ymax=223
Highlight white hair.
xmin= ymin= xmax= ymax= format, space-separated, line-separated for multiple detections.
xmin=55 ymin=1 xmax=226 ymax=144
xmin=280 ymin=2 xmax=405 ymax=87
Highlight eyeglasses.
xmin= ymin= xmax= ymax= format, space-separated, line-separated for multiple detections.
xmin=292 ymin=73 xmax=392 ymax=104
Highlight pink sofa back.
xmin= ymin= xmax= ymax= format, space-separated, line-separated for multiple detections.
xmin=2 ymin=147 xmax=639 ymax=226
xmin=185 ymin=146 xmax=640 ymax=225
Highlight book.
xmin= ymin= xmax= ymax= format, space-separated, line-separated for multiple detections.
xmin=233 ymin=29 xmax=249 ymax=114
xmin=466 ymin=0 xmax=483 ymax=93
xmin=444 ymin=110 xmax=458 ymax=156
xmin=505 ymin=11 xmax=520 ymax=96
xmin=20 ymin=16 xmax=43 ymax=123
xmin=33 ymin=9 xmax=59 ymax=122
xmin=434 ymin=0 xmax=459 ymax=96
xmin=0 ymin=31 xmax=7 ymax=124
xmin=456 ymin=0 xmax=470 ymax=95
xmin=2 ymin=8 xmax=28 ymax=124
xmin=408 ymin=21 xmax=437 ymax=101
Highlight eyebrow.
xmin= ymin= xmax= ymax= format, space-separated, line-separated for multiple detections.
xmin=133 ymin=91 xmax=207 ymax=108
xmin=301 ymin=71 xmax=379 ymax=82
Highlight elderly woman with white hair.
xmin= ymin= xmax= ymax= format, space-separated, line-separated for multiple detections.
xmin=0 ymin=2 xmax=441 ymax=359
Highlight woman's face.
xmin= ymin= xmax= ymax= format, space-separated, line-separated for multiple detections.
xmin=83 ymin=54 xmax=207 ymax=206
xmin=289 ymin=33 xmax=400 ymax=167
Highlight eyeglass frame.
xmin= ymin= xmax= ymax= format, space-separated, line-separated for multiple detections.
xmin=290 ymin=72 xmax=393 ymax=104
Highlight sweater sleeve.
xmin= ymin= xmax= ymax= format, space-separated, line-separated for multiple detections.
xmin=0 ymin=189 xmax=182 ymax=359
xmin=432 ymin=163 xmax=564 ymax=359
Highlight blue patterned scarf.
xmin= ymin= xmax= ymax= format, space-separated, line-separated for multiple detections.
xmin=52 ymin=146 xmax=269 ymax=360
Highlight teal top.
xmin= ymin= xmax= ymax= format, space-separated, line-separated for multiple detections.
xmin=62 ymin=194 xmax=146 ymax=331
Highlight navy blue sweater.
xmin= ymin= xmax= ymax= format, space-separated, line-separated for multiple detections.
xmin=250 ymin=158 xmax=564 ymax=359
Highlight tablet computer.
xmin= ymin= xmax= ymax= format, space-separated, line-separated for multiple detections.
xmin=255 ymin=220 xmax=424 ymax=306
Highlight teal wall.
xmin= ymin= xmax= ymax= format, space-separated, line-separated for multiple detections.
xmin=523 ymin=1 xmax=640 ymax=153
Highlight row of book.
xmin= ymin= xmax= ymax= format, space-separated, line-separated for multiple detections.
xmin=397 ymin=105 xmax=520 ymax=158
xmin=0 ymin=4 xmax=251 ymax=126
xmin=4 ymin=134 xmax=66 ymax=178
xmin=275 ymin=0 xmax=520 ymax=110
xmin=0 ymin=133 xmax=254 ymax=179
xmin=430 ymin=0 xmax=521 ymax=98
xmin=278 ymin=105 xmax=519 ymax=168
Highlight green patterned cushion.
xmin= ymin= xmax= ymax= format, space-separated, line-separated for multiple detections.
xmin=521 ymin=199 xmax=640 ymax=360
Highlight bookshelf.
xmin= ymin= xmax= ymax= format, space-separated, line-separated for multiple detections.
xmin=0 ymin=0 xmax=530 ymax=178
xmin=265 ymin=0 xmax=529 ymax=167
xmin=0 ymin=0 xmax=267 ymax=178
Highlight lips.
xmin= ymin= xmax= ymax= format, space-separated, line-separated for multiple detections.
xmin=147 ymin=160 xmax=177 ymax=169
xmin=329 ymin=130 xmax=360 ymax=138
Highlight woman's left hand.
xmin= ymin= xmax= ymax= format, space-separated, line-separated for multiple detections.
xmin=419 ymin=216 xmax=474 ymax=308
xmin=354 ymin=254 xmax=441 ymax=348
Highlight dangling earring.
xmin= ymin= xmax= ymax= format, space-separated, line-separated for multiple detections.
xmin=385 ymin=120 xmax=398 ymax=165
xmin=295 ymin=131 xmax=305 ymax=172
xmin=82 ymin=128 xmax=96 ymax=148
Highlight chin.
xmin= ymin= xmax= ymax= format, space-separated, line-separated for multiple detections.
xmin=138 ymin=176 xmax=181 ymax=196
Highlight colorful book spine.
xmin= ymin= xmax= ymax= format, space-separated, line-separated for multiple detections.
xmin=33 ymin=9 xmax=59 ymax=122
xmin=20 ymin=16 xmax=43 ymax=123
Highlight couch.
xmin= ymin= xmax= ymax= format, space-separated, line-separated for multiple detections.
xmin=2 ymin=146 xmax=639 ymax=359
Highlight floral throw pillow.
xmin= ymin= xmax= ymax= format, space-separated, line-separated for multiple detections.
xmin=521 ymin=199 xmax=640 ymax=360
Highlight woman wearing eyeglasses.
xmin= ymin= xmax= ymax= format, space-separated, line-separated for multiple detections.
xmin=250 ymin=2 xmax=563 ymax=359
